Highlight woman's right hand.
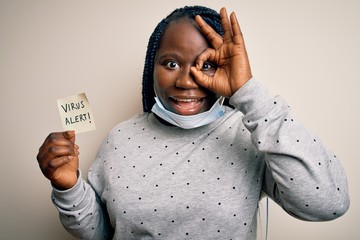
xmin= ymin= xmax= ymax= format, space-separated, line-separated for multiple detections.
xmin=36 ymin=131 xmax=79 ymax=190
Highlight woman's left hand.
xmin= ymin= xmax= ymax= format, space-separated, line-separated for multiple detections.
xmin=191 ymin=7 xmax=252 ymax=97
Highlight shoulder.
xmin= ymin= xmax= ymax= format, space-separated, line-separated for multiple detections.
xmin=109 ymin=112 xmax=149 ymax=132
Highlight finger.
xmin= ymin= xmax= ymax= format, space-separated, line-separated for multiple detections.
xmin=38 ymin=131 xmax=75 ymax=155
xmin=38 ymin=145 xmax=77 ymax=164
xmin=41 ymin=131 xmax=75 ymax=148
xmin=190 ymin=66 xmax=213 ymax=91
xmin=195 ymin=48 xmax=217 ymax=70
xmin=47 ymin=155 xmax=76 ymax=170
xmin=63 ymin=130 xmax=76 ymax=144
xmin=37 ymin=132 xmax=77 ymax=163
xmin=192 ymin=48 xmax=217 ymax=90
xmin=195 ymin=15 xmax=223 ymax=49
xmin=230 ymin=12 xmax=245 ymax=45
xmin=219 ymin=7 xmax=233 ymax=44
xmin=74 ymin=144 xmax=80 ymax=155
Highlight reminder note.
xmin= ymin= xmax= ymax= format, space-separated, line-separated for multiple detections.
xmin=57 ymin=93 xmax=96 ymax=133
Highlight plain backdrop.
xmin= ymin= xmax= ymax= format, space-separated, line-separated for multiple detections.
xmin=1 ymin=0 xmax=359 ymax=239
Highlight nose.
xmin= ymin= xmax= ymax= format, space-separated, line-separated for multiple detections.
xmin=175 ymin=66 xmax=199 ymax=89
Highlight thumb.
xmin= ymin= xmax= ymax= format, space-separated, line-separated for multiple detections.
xmin=191 ymin=47 xmax=217 ymax=91
xmin=63 ymin=130 xmax=76 ymax=144
xmin=190 ymin=66 xmax=214 ymax=91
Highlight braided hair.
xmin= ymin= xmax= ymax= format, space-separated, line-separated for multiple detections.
xmin=141 ymin=5 xmax=224 ymax=112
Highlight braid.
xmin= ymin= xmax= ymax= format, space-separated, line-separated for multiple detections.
xmin=141 ymin=5 xmax=223 ymax=112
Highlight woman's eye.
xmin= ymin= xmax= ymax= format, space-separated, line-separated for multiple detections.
xmin=202 ymin=62 xmax=216 ymax=71
xmin=165 ymin=61 xmax=179 ymax=69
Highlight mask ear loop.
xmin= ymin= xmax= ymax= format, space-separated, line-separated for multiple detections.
xmin=153 ymin=85 xmax=158 ymax=98
xmin=219 ymin=96 xmax=225 ymax=105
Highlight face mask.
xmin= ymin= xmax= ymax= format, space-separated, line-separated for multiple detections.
xmin=151 ymin=97 xmax=225 ymax=129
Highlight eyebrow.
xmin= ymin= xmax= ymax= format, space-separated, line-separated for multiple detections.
xmin=155 ymin=52 xmax=182 ymax=62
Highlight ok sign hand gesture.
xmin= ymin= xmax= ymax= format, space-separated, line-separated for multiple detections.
xmin=191 ymin=7 xmax=252 ymax=97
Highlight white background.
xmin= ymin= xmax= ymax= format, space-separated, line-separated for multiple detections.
xmin=0 ymin=0 xmax=359 ymax=239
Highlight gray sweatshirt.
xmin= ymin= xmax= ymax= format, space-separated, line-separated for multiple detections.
xmin=51 ymin=78 xmax=350 ymax=240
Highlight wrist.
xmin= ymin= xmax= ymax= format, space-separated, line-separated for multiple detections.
xmin=51 ymin=171 xmax=79 ymax=191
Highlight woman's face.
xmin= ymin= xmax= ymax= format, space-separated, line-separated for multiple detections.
xmin=153 ymin=18 xmax=217 ymax=116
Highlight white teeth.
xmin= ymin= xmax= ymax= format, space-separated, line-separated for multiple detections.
xmin=174 ymin=98 xmax=200 ymax=102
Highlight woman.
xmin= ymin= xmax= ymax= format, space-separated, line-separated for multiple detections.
xmin=37 ymin=6 xmax=349 ymax=239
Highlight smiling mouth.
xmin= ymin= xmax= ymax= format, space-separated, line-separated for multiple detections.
xmin=169 ymin=97 xmax=206 ymax=115
xmin=171 ymin=97 xmax=203 ymax=108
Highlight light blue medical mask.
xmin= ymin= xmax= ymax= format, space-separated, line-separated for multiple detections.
xmin=151 ymin=97 xmax=225 ymax=129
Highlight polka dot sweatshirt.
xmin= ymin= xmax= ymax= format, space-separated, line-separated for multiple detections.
xmin=51 ymin=78 xmax=349 ymax=240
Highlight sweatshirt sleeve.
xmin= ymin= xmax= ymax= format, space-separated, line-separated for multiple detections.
xmin=229 ymin=78 xmax=350 ymax=221
xmin=51 ymin=170 xmax=113 ymax=239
